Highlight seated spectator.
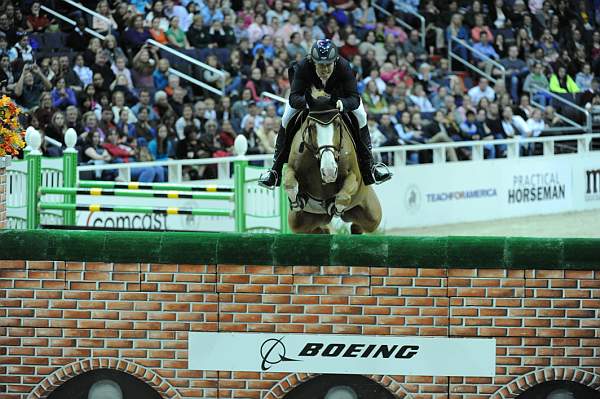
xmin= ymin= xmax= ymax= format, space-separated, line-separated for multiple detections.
xmin=132 ymin=46 xmax=158 ymax=92
xmin=0 ymin=53 xmax=16 ymax=92
xmin=93 ymin=1 xmax=119 ymax=36
xmin=145 ymin=1 xmax=170 ymax=31
xmin=149 ymin=124 xmax=174 ymax=161
xmin=175 ymin=104 xmax=202 ymax=140
xmin=523 ymin=62 xmax=550 ymax=105
xmin=131 ymin=107 xmax=156 ymax=141
xmin=422 ymin=110 xmax=458 ymax=161
xmin=576 ymin=64 xmax=594 ymax=92
xmin=14 ymin=64 xmax=52 ymax=110
xmin=403 ymin=29 xmax=427 ymax=62
xmin=408 ymin=83 xmax=435 ymax=113
xmin=549 ymin=65 xmax=580 ymax=101
xmin=473 ymin=32 xmax=499 ymax=67
xmin=46 ymin=111 xmax=67 ymax=145
xmin=66 ymin=17 xmax=91 ymax=53
xmin=132 ymin=89 xmax=158 ymax=121
xmin=51 ymin=77 xmax=77 ymax=110
xmin=112 ymin=91 xmax=137 ymax=124
xmin=524 ymin=108 xmax=545 ymax=155
xmin=150 ymin=16 xmax=169 ymax=45
xmin=25 ymin=2 xmax=52 ymax=33
xmin=470 ymin=13 xmax=493 ymax=43
xmin=104 ymin=34 xmax=127 ymax=65
xmin=186 ymin=15 xmax=208 ymax=48
xmin=256 ymin=117 xmax=278 ymax=154
xmin=500 ymin=45 xmax=529 ymax=103
xmin=8 ymin=31 xmax=34 ymax=64
xmin=460 ymin=110 xmax=496 ymax=159
xmin=116 ymin=109 xmax=136 ymax=138
xmin=66 ymin=105 xmax=84 ymax=133
xmin=166 ymin=16 xmax=191 ymax=49
xmin=362 ymin=80 xmax=389 ymax=115
xmin=153 ymin=59 xmax=170 ymax=92
xmin=468 ymin=78 xmax=496 ymax=107
xmin=80 ymin=130 xmax=113 ymax=180
xmin=124 ymin=15 xmax=152 ymax=54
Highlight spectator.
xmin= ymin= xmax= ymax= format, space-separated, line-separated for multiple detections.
xmin=14 ymin=64 xmax=52 ymax=110
xmin=549 ymin=65 xmax=580 ymax=96
xmin=149 ymin=124 xmax=174 ymax=161
xmin=132 ymin=107 xmax=156 ymax=141
xmin=8 ymin=31 xmax=34 ymax=63
xmin=146 ymin=1 xmax=170 ymax=31
xmin=499 ymin=45 xmax=529 ymax=103
xmin=470 ymin=13 xmax=493 ymax=43
xmin=166 ymin=16 xmax=191 ymax=49
xmin=576 ymin=64 xmax=594 ymax=92
xmin=362 ymin=80 xmax=389 ymax=114
xmin=525 ymin=107 xmax=545 ymax=154
xmin=80 ymin=130 xmax=112 ymax=179
xmin=175 ymin=103 xmax=202 ymax=140
xmin=150 ymin=16 xmax=169 ymax=45
xmin=408 ymin=83 xmax=435 ymax=113
xmin=468 ymin=78 xmax=496 ymax=106
xmin=93 ymin=0 xmax=118 ymax=36
xmin=523 ymin=62 xmax=550 ymax=105
xmin=66 ymin=106 xmax=83 ymax=133
xmin=51 ymin=77 xmax=77 ymax=110
xmin=422 ymin=110 xmax=459 ymax=161
xmin=25 ymin=2 xmax=52 ymax=33
xmin=256 ymin=117 xmax=278 ymax=154
xmin=123 ymin=15 xmax=152 ymax=54
xmin=132 ymin=46 xmax=158 ymax=91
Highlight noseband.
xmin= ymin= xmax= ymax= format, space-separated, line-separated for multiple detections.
xmin=301 ymin=109 xmax=343 ymax=162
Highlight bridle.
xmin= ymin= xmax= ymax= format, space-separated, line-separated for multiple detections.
xmin=301 ymin=109 xmax=343 ymax=162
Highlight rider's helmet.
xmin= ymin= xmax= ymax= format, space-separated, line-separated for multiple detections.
xmin=310 ymin=39 xmax=338 ymax=64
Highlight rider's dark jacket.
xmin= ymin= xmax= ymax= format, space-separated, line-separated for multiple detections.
xmin=288 ymin=56 xmax=361 ymax=113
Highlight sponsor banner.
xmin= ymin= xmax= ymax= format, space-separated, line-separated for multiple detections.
xmin=376 ymin=156 xmax=583 ymax=229
xmin=189 ymin=332 xmax=496 ymax=377
xmin=584 ymin=168 xmax=600 ymax=202
xmin=74 ymin=195 xmax=234 ymax=231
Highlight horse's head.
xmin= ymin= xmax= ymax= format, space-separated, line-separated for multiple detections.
xmin=304 ymin=94 xmax=342 ymax=184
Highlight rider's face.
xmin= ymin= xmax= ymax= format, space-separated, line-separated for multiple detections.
xmin=315 ymin=62 xmax=335 ymax=82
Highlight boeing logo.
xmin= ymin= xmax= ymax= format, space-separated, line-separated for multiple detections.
xmin=259 ymin=339 xmax=419 ymax=371
xmin=260 ymin=338 xmax=299 ymax=371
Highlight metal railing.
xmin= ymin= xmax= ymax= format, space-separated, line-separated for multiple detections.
xmin=372 ymin=0 xmax=425 ymax=49
xmin=40 ymin=5 xmax=106 ymax=40
xmin=448 ymin=37 xmax=506 ymax=83
xmin=261 ymin=91 xmax=286 ymax=104
xmin=60 ymin=0 xmax=113 ymax=33
xmin=146 ymin=39 xmax=226 ymax=96
xmin=530 ymin=88 xmax=592 ymax=133
xmin=74 ymin=133 xmax=600 ymax=182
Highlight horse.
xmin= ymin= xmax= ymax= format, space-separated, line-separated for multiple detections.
xmin=282 ymin=87 xmax=382 ymax=234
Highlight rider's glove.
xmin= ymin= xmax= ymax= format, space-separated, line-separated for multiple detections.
xmin=336 ymin=100 xmax=344 ymax=112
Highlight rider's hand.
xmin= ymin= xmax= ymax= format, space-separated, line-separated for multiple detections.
xmin=336 ymin=100 xmax=344 ymax=112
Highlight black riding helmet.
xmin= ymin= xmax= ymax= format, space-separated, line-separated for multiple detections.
xmin=310 ymin=39 xmax=338 ymax=64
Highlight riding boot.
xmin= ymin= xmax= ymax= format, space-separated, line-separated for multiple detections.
xmin=258 ymin=126 xmax=288 ymax=189
xmin=357 ymin=126 xmax=392 ymax=185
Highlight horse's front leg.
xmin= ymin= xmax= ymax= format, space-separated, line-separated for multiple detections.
xmin=332 ymin=171 xmax=359 ymax=215
xmin=283 ymin=166 xmax=304 ymax=210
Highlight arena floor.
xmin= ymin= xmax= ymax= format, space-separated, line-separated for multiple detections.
xmin=388 ymin=209 xmax=600 ymax=238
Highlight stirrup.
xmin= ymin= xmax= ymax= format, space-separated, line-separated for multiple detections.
xmin=258 ymin=169 xmax=279 ymax=190
xmin=372 ymin=162 xmax=392 ymax=185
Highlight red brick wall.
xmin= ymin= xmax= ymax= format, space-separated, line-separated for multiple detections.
xmin=1 ymin=262 xmax=599 ymax=399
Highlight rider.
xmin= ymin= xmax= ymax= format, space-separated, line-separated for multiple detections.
xmin=258 ymin=39 xmax=392 ymax=188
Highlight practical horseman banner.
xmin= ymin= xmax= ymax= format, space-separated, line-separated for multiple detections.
xmin=189 ymin=332 xmax=496 ymax=377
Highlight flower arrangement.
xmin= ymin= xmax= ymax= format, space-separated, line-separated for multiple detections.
xmin=0 ymin=96 xmax=25 ymax=157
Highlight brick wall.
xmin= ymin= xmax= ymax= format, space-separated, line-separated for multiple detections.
xmin=0 ymin=156 xmax=7 ymax=229
xmin=1 ymin=262 xmax=599 ymax=399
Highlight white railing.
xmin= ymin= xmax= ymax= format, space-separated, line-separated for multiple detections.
xmin=531 ymin=88 xmax=592 ymax=133
xmin=76 ymin=133 xmax=600 ymax=182
xmin=60 ymin=0 xmax=113 ymax=33
xmin=40 ymin=5 xmax=106 ymax=40
xmin=372 ymin=0 xmax=425 ymax=49
xmin=448 ymin=37 xmax=506 ymax=84
xmin=261 ymin=91 xmax=286 ymax=104
xmin=146 ymin=39 xmax=226 ymax=96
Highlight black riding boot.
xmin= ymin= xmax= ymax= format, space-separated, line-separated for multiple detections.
xmin=258 ymin=126 xmax=288 ymax=189
xmin=357 ymin=126 xmax=392 ymax=185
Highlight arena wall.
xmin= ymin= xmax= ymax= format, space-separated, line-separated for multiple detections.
xmin=1 ymin=230 xmax=600 ymax=399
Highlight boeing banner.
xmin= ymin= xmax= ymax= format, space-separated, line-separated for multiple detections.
xmin=189 ymin=332 xmax=496 ymax=377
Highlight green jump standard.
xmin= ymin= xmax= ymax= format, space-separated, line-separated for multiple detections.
xmin=1 ymin=230 xmax=599 ymax=269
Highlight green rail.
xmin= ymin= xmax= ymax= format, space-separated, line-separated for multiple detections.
xmin=39 ymin=203 xmax=233 ymax=217
xmin=40 ymin=187 xmax=234 ymax=201
xmin=78 ymin=180 xmax=234 ymax=192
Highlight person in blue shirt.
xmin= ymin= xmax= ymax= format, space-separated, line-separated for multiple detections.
xmin=472 ymin=32 xmax=499 ymax=65
xmin=460 ymin=110 xmax=496 ymax=159
xmin=148 ymin=124 xmax=174 ymax=161
xmin=152 ymin=59 xmax=170 ymax=92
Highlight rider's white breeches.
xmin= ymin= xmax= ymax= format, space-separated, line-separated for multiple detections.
xmin=281 ymin=99 xmax=368 ymax=129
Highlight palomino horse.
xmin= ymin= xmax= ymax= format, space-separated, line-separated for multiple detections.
xmin=283 ymin=88 xmax=382 ymax=234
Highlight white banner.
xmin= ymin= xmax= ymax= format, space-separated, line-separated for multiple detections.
xmin=373 ymin=153 xmax=600 ymax=229
xmin=189 ymin=332 xmax=496 ymax=377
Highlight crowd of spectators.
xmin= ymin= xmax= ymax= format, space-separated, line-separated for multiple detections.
xmin=2 ymin=0 xmax=599 ymax=180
